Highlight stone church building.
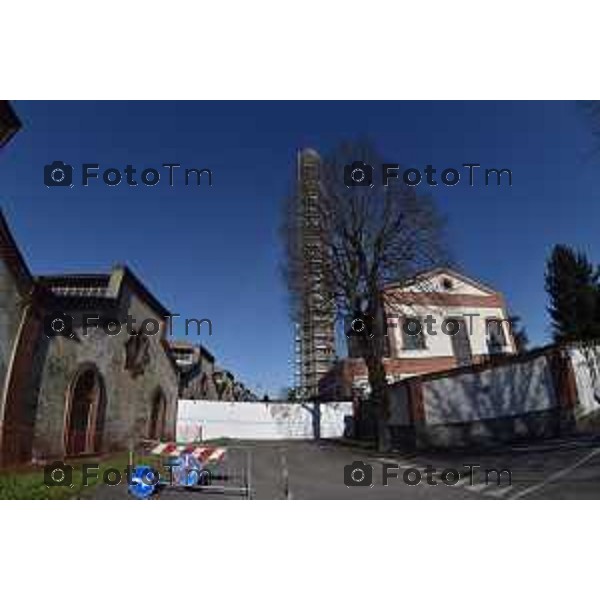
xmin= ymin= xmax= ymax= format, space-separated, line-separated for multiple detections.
xmin=0 ymin=210 xmax=179 ymax=465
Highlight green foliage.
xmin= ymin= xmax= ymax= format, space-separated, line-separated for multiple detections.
xmin=0 ymin=453 xmax=132 ymax=500
xmin=545 ymin=244 xmax=600 ymax=342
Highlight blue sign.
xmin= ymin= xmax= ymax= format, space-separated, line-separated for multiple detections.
xmin=128 ymin=465 xmax=158 ymax=499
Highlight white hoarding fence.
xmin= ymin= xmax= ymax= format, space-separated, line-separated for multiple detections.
xmin=177 ymin=399 xmax=353 ymax=442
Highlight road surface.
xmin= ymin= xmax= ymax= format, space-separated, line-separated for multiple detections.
xmin=89 ymin=434 xmax=600 ymax=499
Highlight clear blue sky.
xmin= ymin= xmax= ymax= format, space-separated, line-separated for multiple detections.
xmin=0 ymin=101 xmax=598 ymax=395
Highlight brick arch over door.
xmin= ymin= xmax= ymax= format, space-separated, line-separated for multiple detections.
xmin=63 ymin=363 xmax=107 ymax=456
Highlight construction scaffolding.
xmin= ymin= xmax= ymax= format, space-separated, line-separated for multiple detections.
xmin=293 ymin=149 xmax=336 ymax=398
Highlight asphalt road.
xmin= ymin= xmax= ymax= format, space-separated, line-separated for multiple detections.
xmin=89 ymin=434 xmax=600 ymax=500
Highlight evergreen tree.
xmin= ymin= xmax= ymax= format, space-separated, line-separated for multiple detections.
xmin=545 ymin=244 xmax=600 ymax=342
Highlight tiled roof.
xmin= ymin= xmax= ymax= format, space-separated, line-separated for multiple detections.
xmin=0 ymin=101 xmax=21 ymax=148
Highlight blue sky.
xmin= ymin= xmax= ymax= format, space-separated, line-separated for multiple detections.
xmin=0 ymin=101 xmax=598 ymax=395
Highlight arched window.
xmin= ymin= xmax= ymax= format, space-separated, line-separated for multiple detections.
xmin=64 ymin=365 xmax=107 ymax=456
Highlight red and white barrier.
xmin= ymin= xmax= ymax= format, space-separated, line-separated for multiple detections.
xmin=150 ymin=442 xmax=226 ymax=463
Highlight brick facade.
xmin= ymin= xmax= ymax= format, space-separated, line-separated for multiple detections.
xmin=320 ymin=268 xmax=517 ymax=399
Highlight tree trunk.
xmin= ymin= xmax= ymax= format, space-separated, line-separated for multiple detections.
xmin=363 ymin=348 xmax=392 ymax=453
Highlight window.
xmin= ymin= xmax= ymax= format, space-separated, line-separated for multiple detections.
xmin=383 ymin=332 xmax=393 ymax=358
xmin=441 ymin=277 xmax=454 ymax=291
xmin=402 ymin=317 xmax=427 ymax=350
xmin=486 ymin=319 xmax=507 ymax=354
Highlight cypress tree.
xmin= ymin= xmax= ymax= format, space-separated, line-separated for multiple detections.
xmin=545 ymin=244 xmax=600 ymax=342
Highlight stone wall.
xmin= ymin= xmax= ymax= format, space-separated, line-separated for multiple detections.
xmin=386 ymin=346 xmax=577 ymax=449
xmin=31 ymin=286 xmax=178 ymax=459
xmin=0 ymin=260 xmax=23 ymax=407
xmin=179 ymin=356 xmax=218 ymax=399
xmin=0 ymin=260 xmax=28 ymax=462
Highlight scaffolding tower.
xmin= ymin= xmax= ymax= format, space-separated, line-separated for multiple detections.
xmin=293 ymin=149 xmax=336 ymax=398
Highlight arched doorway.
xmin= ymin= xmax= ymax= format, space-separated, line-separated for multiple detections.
xmin=148 ymin=389 xmax=166 ymax=440
xmin=64 ymin=365 xmax=106 ymax=456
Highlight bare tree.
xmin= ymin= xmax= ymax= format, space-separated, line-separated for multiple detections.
xmin=282 ymin=142 xmax=450 ymax=450
xmin=508 ymin=314 xmax=529 ymax=353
